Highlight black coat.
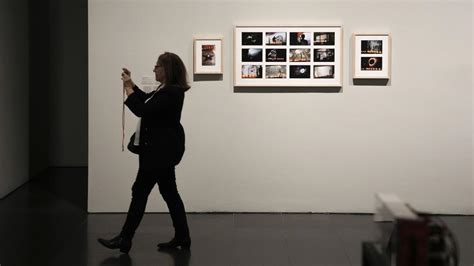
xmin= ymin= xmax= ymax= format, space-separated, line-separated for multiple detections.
xmin=125 ymin=85 xmax=185 ymax=169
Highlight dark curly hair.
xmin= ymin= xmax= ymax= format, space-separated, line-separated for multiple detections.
xmin=157 ymin=52 xmax=191 ymax=91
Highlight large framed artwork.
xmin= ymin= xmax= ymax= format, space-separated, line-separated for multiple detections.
xmin=234 ymin=26 xmax=343 ymax=87
xmin=194 ymin=37 xmax=223 ymax=74
xmin=353 ymin=34 xmax=391 ymax=79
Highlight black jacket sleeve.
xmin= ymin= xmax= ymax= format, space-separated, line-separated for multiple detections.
xmin=130 ymin=85 xmax=155 ymax=102
xmin=124 ymin=89 xmax=177 ymax=118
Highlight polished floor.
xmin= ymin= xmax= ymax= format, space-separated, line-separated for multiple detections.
xmin=0 ymin=168 xmax=472 ymax=266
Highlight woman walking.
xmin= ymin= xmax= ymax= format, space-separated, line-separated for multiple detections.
xmin=98 ymin=52 xmax=191 ymax=253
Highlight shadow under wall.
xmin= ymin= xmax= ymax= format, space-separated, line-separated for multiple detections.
xmin=193 ymin=74 xmax=223 ymax=82
xmin=233 ymin=86 xmax=342 ymax=93
xmin=353 ymin=79 xmax=390 ymax=86
xmin=192 ymin=75 xmax=342 ymax=93
xmin=33 ymin=167 xmax=88 ymax=211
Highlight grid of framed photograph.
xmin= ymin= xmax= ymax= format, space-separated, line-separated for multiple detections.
xmin=234 ymin=26 xmax=342 ymax=87
xmin=194 ymin=37 xmax=223 ymax=74
xmin=353 ymin=34 xmax=391 ymax=79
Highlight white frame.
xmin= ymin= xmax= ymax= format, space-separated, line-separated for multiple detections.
xmin=353 ymin=34 xmax=391 ymax=79
xmin=193 ymin=37 xmax=223 ymax=74
xmin=234 ymin=25 xmax=343 ymax=87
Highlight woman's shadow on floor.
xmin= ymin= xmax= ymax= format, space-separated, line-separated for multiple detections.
xmin=100 ymin=254 xmax=132 ymax=266
xmin=158 ymin=248 xmax=191 ymax=266
xmin=99 ymin=248 xmax=190 ymax=266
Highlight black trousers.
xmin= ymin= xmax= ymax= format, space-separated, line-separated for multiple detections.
xmin=120 ymin=167 xmax=190 ymax=240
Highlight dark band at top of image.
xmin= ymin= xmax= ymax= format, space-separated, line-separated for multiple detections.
xmin=242 ymin=32 xmax=263 ymax=45
xmin=266 ymin=32 xmax=287 ymax=45
xmin=242 ymin=31 xmax=338 ymax=46
xmin=314 ymin=32 xmax=335 ymax=45
xmin=361 ymin=40 xmax=383 ymax=54
xmin=290 ymin=32 xmax=311 ymax=45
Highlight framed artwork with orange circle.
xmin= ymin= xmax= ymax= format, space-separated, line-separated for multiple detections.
xmin=353 ymin=34 xmax=391 ymax=80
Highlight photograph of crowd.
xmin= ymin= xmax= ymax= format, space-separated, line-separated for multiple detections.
xmin=289 ymin=49 xmax=311 ymax=62
xmin=266 ymin=65 xmax=287 ymax=79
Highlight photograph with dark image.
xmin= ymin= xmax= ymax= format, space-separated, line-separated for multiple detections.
xmin=265 ymin=65 xmax=287 ymax=79
xmin=266 ymin=49 xmax=286 ymax=62
xmin=290 ymin=32 xmax=311 ymax=45
xmin=314 ymin=32 xmax=335 ymax=45
xmin=361 ymin=57 xmax=383 ymax=71
xmin=242 ymin=48 xmax=263 ymax=62
xmin=314 ymin=48 xmax=334 ymax=62
xmin=290 ymin=65 xmax=311 ymax=78
xmin=201 ymin=45 xmax=216 ymax=66
xmin=266 ymin=32 xmax=287 ymax=45
xmin=242 ymin=32 xmax=263 ymax=45
xmin=241 ymin=65 xmax=262 ymax=78
xmin=289 ymin=49 xmax=311 ymax=62
xmin=314 ymin=65 xmax=335 ymax=78
xmin=361 ymin=40 xmax=383 ymax=54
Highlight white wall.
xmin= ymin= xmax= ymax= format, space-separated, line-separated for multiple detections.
xmin=0 ymin=0 xmax=30 ymax=198
xmin=89 ymin=0 xmax=473 ymax=214
xmin=471 ymin=1 xmax=474 ymax=215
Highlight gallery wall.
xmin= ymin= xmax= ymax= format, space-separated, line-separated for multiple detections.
xmin=29 ymin=0 xmax=51 ymax=177
xmin=49 ymin=0 xmax=88 ymax=167
xmin=88 ymin=0 xmax=473 ymax=214
xmin=0 ymin=0 xmax=30 ymax=198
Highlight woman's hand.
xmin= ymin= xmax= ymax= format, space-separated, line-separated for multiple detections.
xmin=121 ymin=68 xmax=135 ymax=96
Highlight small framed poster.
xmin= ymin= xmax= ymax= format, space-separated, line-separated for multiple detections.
xmin=193 ymin=37 xmax=223 ymax=74
xmin=353 ymin=34 xmax=391 ymax=79
xmin=234 ymin=26 xmax=343 ymax=87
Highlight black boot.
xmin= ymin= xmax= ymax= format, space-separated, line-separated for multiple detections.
xmin=157 ymin=236 xmax=191 ymax=249
xmin=97 ymin=235 xmax=132 ymax=253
